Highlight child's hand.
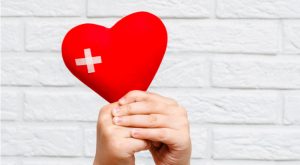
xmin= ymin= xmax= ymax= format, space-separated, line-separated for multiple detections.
xmin=94 ymin=103 xmax=150 ymax=165
xmin=112 ymin=90 xmax=192 ymax=165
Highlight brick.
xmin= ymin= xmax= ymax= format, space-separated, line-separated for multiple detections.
xmin=190 ymin=125 xmax=210 ymax=158
xmin=150 ymin=88 xmax=281 ymax=124
xmin=1 ymin=21 xmax=23 ymax=52
xmin=151 ymin=54 xmax=209 ymax=87
xmin=25 ymin=22 xmax=74 ymax=51
xmin=217 ymin=0 xmax=300 ymax=18
xmin=1 ymin=90 xmax=23 ymax=121
xmin=23 ymin=158 xmax=93 ymax=165
xmin=1 ymin=57 xmax=77 ymax=86
xmin=1 ymin=158 xmax=19 ymax=165
xmin=87 ymin=0 xmax=212 ymax=18
xmin=1 ymin=0 xmax=83 ymax=16
xmin=284 ymin=92 xmax=300 ymax=125
xmin=283 ymin=21 xmax=300 ymax=54
xmin=24 ymin=90 xmax=105 ymax=121
xmin=212 ymin=56 xmax=300 ymax=89
xmin=84 ymin=128 xmax=96 ymax=156
xmin=213 ymin=127 xmax=300 ymax=160
xmin=212 ymin=160 xmax=276 ymax=165
xmin=25 ymin=20 xmax=115 ymax=51
xmin=1 ymin=125 xmax=82 ymax=156
xmin=277 ymin=161 xmax=300 ymax=165
xmin=191 ymin=160 xmax=211 ymax=165
xmin=25 ymin=20 xmax=279 ymax=54
xmin=165 ymin=20 xmax=278 ymax=53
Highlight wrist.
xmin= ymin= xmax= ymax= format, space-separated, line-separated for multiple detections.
xmin=93 ymin=153 xmax=134 ymax=165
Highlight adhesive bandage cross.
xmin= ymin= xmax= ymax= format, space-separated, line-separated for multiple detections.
xmin=75 ymin=48 xmax=102 ymax=73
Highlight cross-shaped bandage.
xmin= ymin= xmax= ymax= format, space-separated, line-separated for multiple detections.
xmin=75 ymin=48 xmax=102 ymax=73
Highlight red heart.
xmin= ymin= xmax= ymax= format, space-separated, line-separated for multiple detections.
xmin=61 ymin=12 xmax=168 ymax=103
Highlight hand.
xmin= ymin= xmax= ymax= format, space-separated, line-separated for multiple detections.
xmin=94 ymin=102 xmax=150 ymax=165
xmin=111 ymin=90 xmax=192 ymax=165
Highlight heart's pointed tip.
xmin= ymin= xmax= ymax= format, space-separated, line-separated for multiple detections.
xmin=102 ymin=95 xmax=121 ymax=104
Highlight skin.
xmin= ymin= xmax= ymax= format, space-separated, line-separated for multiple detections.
xmin=93 ymin=102 xmax=150 ymax=165
xmin=94 ymin=90 xmax=191 ymax=165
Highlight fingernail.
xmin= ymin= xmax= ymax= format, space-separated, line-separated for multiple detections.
xmin=131 ymin=129 xmax=139 ymax=136
xmin=112 ymin=107 xmax=120 ymax=115
xmin=119 ymin=98 xmax=126 ymax=104
xmin=113 ymin=117 xmax=122 ymax=124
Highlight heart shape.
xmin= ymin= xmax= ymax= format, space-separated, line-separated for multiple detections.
xmin=61 ymin=12 xmax=168 ymax=103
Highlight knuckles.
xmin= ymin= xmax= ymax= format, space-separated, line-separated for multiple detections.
xmin=168 ymin=98 xmax=179 ymax=106
xmin=124 ymin=104 xmax=131 ymax=114
xmin=98 ymin=104 xmax=110 ymax=119
xmin=127 ymin=90 xmax=142 ymax=96
xmin=179 ymin=106 xmax=188 ymax=118
xmin=157 ymin=128 xmax=168 ymax=142
xmin=97 ymin=104 xmax=114 ymax=129
xmin=170 ymin=105 xmax=188 ymax=117
xmin=127 ymin=90 xmax=146 ymax=98
xmin=147 ymin=114 xmax=158 ymax=127
xmin=170 ymin=106 xmax=190 ymax=129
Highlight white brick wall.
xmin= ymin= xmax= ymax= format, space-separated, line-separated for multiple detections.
xmin=2 ymin=124 xmax=83 ymax=156
xmin=1 ymin=0 xmax=300 ymax=164
xmin=213 ymin=127 xmax=300 ymax=160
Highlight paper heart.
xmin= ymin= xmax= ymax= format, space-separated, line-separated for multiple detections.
xmin=61 ymin=11 xmax=168 ymax=103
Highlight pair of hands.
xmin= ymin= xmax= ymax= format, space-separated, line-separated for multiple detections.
xmin=93 ymin=90 xmax=191 ymax=165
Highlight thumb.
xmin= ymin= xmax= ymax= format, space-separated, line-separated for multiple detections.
xmin=125 ymin=138 xmax=150 ymax=155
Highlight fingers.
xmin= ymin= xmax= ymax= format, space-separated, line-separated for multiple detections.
xmin=130 ymin=128 xmax=177 ymax=145
xmin=98 ymin=103 xmax=119 ymax=127
xmin=107 ymin=126 xmax=132 ymax=138
xmin=113 ymin=114 xmax=169 ymax=128
xmin=125 ymin=138 xmax=150 ymax=154
xmin=112 ymin=101 xmax=170 ymax=117
xmin=98 ymin=103 xmax=133 ymax=138
xmin=118 ymin=90 xmax=149 ymax=104
xmin=119 ymin=90 xmax=177 ymax=106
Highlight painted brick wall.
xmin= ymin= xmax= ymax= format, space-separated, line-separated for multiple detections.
xmin=1 ymin=0 xmax=300 ymax=164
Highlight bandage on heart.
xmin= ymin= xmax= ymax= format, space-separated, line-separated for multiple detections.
xmin=75 ymin=48 xmax=102 ymax=73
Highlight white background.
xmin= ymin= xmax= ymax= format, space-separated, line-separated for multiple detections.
xmin=1 ymin=0 xmax=300 ymax=164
